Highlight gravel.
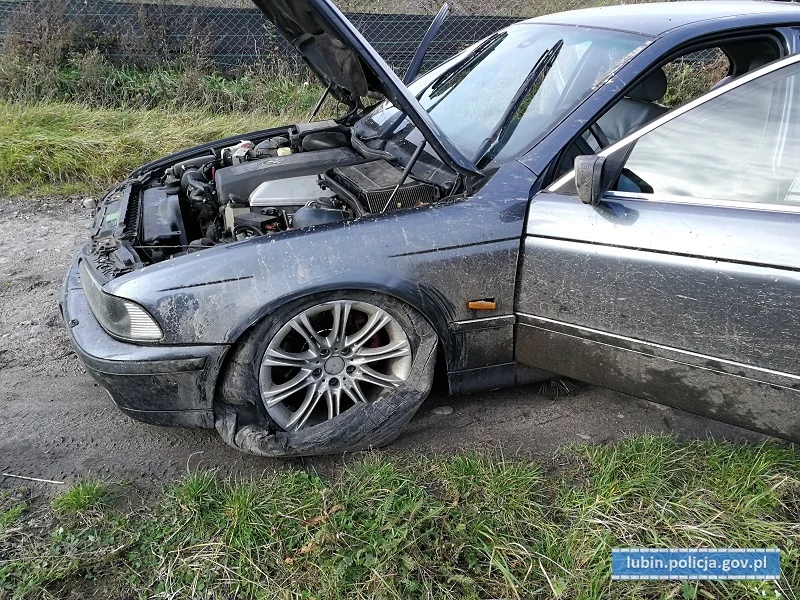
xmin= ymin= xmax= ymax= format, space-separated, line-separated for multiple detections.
xmin=0 ymin=197 xmax=766 ymax=487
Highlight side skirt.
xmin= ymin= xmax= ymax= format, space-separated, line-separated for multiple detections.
xmin=447 ymin=362 xmax=554 ymax=396
xmin=515 ymin=313 xmax=800 ymax=442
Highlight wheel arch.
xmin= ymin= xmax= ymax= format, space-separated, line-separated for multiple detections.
xmin=216 ymin=280 xmax=458 ymax=400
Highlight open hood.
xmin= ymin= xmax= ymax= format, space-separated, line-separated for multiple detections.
xmin=251 ymin=0 xmax=481 ymax=177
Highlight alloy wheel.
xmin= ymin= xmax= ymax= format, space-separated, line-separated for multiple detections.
xmin=259 ymin=300 xmax=413 ymax=431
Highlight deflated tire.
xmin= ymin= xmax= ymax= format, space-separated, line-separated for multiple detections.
xmin=214 ymin=292 xmax=437 ymax=456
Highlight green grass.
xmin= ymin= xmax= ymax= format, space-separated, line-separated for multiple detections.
xmin=0 ymin=101 xmax=293 ymax=196
xmin=50 ymin=480 xmax=110 ymax=513
xmin=0 ymin=54 xmax=325 ymax=114
xmin=0 ymin=436 xmax=798 ymax=599
xmin=0 ymin=501 xmax=25 ymax=531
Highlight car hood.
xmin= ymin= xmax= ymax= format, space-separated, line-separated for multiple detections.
xmin=251 ymin=0 xmax=481 ymax=176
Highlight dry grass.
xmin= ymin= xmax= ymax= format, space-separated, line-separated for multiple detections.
xmin=663 ymin=56 xmax=731 ymax=108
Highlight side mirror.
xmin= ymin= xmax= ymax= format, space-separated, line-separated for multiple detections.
xmin=574 ymin=155 xmax=607 ymax=205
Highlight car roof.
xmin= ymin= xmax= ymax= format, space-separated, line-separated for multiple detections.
xmin=525 ymin=1 xmax=800 ymax=37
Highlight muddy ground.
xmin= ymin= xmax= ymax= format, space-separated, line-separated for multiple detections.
xmin=0 ymin=197 xmax=765 ymax=487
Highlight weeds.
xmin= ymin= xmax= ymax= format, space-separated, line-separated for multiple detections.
xmin=0 ymin=436 xmax=797 ymax=599
xmin=0 ymin=53 xmax=323 ymax=114
xmin=0 ymin=491 xmax=26 ymax=531
xmin=663 ymin=56 xmax=731 ymax=107
xmin=0 ymin=0 xmax=322 ymax=115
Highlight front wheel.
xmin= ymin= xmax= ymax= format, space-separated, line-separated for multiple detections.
xmin=215 ymin=292 xmax=437 ymax=456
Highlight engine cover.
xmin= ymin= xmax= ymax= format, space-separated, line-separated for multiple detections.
xmin=249 ymin=175 xmax=335 ymax=208
xmin=214 ymin=147 xmax=363 ymax=204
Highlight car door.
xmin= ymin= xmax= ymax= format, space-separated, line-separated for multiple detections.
xmin=514 ymin=55 xmax=800 ymax=440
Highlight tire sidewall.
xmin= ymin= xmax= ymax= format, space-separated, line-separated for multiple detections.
xmin=219 ymin=290 xmax=426 ymax=429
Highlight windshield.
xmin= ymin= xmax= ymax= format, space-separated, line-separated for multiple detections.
xmin=354 ymin=23 xmax=647 ymax=168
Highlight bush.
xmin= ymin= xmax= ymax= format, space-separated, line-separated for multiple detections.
xmin=2 ymin=0 xmax=217 ymax=70
xmin=2 ymin=0 xmax=77 ymax=67
xmin=0 ymin=52 xmax=323 ymax=114
xmin=0 ymin=0 xmax=326 ymax=113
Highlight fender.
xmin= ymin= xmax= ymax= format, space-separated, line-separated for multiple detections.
xmin=229 ymin=275 xmax=459 ymax=374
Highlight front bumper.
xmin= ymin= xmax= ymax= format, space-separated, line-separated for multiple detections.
xmin=60 ymin=255 xmax=229 ymax=428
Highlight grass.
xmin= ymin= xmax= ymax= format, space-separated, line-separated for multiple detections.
xmin=0 ymin=52 xmax=328 ymax=197
xmin=0 ymin=102 xmax=295 ymax=196
xmin=662 ymin=56 xmax=731 ymax=108
xmin=0 ymin=499 xmax=25 ymax=531
xmin=50 ymin=480 xmax=110 ymax=513
xmin=0 ymin=54 xmax=325 ymax=114
xmin=0 ymin=435 xmax=798 ymax=599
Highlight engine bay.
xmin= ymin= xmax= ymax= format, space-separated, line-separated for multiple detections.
xmin=98 ymin=119 xmax=451 ymax=272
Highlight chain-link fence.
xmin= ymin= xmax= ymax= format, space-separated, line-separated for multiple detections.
xmin=0 ymin=0 xmax=726 ymax=82
xmin=0 ymin=0 xmax=592 ymax=73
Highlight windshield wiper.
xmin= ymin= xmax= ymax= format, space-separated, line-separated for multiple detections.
xmin=472 ymin=39 xmax=564 ymax=164
xmin=428 ymin=31 xmax=506 ymax=94
xmin=361 ymin=31 xmax=508 ymax=143
xmin=360 ymin=84 xmax=429 ymax=142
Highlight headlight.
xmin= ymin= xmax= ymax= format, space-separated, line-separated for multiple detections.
xmin=79 ymin=261 xmax=163 ymax=342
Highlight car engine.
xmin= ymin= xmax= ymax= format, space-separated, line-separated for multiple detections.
xmin=121 ymin=120 xmax=445 ymax=269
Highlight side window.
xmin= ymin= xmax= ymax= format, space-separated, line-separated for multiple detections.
xmin=611 ymin=62 xmax=800 ymax=207
xmin=554 ymin=39 xmax=780 ymax=178
xmin=555 ymin=48 xmax=729 ymax=177
xmin=661 ymin=48 xmax=731 ymax=108
xmin=593 ymin=48 xmax=730 ymax=149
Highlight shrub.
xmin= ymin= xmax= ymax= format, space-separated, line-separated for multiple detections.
xmin=0 ymin=51 xmax=322 ymax=114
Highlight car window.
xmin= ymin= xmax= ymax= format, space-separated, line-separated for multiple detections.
xmin=661 ymin=48 xmax=730 ymax=108
xmin=354 ymin=24 xmax=647 ymax=169
xmin=610 ymin=61 xmax=800 ymax=206
xmin=554 ymin=41 xmax=784 ymax=179
xmin=584 ymin=49 xmax=730 ymax=152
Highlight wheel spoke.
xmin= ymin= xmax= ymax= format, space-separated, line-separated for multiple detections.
xmin=326 ymin=301 xmax=352 ymax=349
xmin=354 ymin=365 xmax=404 ymax=389
xmin=342 ymin=379 xmax=368 ymax=404
xmin=347 ymin=309 xmax=391 ymax=350
xmin=291 ymin=312 xmax=327 ymax=350
xmin=262 ymin=347 xmax=316 ymax=369
xmin=287 ymin=381 xmax=324 ymax=430
xmin=326 ymin=386 xmax=344 ymax=419
xmin=262 ymin=369 xmax=314 ymax=406
xmin=352 ymin=339 xmax=411 ymax=365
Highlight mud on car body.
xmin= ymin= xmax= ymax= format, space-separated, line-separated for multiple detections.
xmin=63 ymin=0 xmax=800 ymax=455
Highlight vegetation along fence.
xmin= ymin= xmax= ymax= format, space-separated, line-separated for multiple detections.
xmin=0 ymin=0 xmax=591 ymax=73
xmin=0 ymin=0 xmax=721 ymax=116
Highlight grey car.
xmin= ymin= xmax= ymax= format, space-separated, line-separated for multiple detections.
xmin=62 ymin=0 xmax=800 ymax=455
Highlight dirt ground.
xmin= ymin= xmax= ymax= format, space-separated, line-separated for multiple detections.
xmin=0 ymin=197 xmax=765 ymax=486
